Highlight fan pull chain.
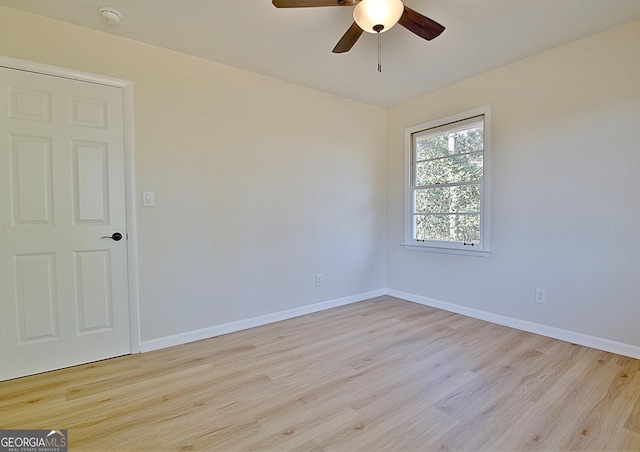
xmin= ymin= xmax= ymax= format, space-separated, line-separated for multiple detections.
xmin=373 ymin=24 xmax=384 ymax=73
xmin=377 ymin=31 xmax=382 ymax=72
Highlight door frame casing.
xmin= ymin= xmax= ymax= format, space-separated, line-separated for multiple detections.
xmin=0 ymin=55 xmax=141 ymax=353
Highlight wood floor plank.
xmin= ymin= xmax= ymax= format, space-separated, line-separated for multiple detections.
xmin=1 ymin=295 xmax=639 ymax=451
xmin=625 ymin=383 xmax=640 ymax=434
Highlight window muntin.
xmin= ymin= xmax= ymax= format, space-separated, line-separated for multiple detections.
xmin=405 ymin=107 xmax=490 ymax=255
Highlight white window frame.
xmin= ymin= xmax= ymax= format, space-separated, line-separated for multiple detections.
xmin=404 ymin=105 xmax=491 ymax=257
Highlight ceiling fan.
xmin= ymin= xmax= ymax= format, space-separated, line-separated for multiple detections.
xmin=271 ymin=0 xmax=445 ymax=54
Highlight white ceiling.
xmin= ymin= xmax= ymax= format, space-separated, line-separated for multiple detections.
xmin=2 ymin=0 xmax=640 ymax=107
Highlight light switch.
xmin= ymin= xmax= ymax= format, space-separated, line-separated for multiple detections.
xmin=142 ymin=191 xmax=155 ymax=207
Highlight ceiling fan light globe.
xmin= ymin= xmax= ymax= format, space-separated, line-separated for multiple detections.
xmin=353 ymin=0 xmax=404 ymax=34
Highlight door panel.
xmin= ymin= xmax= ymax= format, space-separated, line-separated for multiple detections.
xmin=9 ymin=85 xmax=51 ymax=122
xmin=11 ymin=135 xmax=54 ymax=224
xmin=14 ymin=252 xmax=58 ymax=343
xmin=73 ymin=140 xmax=109 ymax=224
xmin=0 ymin=66 xmax=130 ymax=381
xmin=74 ymin=249 xmax=113 ymax=333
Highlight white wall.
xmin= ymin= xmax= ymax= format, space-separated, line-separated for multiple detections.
xmin=386 ymin=20 xmax=640 ymax=347
xmin=0 ymin=7 xmax=387 ymax=343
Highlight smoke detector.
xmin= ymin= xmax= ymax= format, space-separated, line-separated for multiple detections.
xmin=98 ymin=7 xmax=123 ymax=25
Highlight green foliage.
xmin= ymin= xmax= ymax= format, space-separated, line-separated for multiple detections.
xmin=415 ymin=154 xmax=483 ymax=186
xmin=413 ymin=127 xmax=484 ymax=243
xmin=415 ymin=185 xmax=480 ymax=213
xmin=415 ymin=214 xmax=480 ymax=242
xmin=416 ymin=127 xmax=483 ymax=160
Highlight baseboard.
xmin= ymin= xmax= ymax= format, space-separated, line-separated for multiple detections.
xmin=386 ymin=289 xmax=640 ymax=360
xmin=140 ymin=287 xmax=640 ymax=359
xmin=140 ymin=289 xmax=386 ymax=352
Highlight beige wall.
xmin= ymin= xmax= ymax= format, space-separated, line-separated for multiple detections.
xmin=386 ymin=20 xmax=640 ymax=346
xmin=0 ymin=7 xmax=387 ymax=342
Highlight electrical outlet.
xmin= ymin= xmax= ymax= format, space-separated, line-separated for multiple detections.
xmin=316 ymin=274 xmax=323 ymax=287
xmin=535 ymin=288 xmax=547 ymax=304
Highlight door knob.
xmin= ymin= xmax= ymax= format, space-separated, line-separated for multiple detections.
xmin=101 ymin=232 xmax=123 ymax=241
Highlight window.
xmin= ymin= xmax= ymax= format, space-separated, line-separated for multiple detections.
xmin=404 ymin=106 xmax=491 ymax=256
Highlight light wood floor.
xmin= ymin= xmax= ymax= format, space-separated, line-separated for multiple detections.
xmin=2 ymin=296 xmax=640 ymax=451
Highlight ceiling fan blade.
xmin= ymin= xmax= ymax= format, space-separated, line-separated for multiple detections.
xmin=332 ymin=22 xmax=364 ymax=53
xmin=398 ymin=6 xmax=445 ymax=41
xmin=272 ymin=0 xmax=356 ymax=7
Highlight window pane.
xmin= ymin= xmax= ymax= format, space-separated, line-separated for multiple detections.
xmin=415 ymin=185 xmax=481 ymax=213
xmin=416 ymin=126 xmax=483 ymax=160
xmin=416 ymin=135 xmax=449 ymax=160
xmin=415 ymin=214 xmax=480 ymax=242
xmin=415 ymin=153 xmax=483 ymax=186
xmin=451 ymin=127 xmax=483 ymax=154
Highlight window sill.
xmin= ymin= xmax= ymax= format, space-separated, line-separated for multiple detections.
xmin=402 ymin=243 xmax=492 ymax=257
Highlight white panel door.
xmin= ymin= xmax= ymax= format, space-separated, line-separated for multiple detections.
xmin=0 ymin=66 xmax=130 ymax=381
